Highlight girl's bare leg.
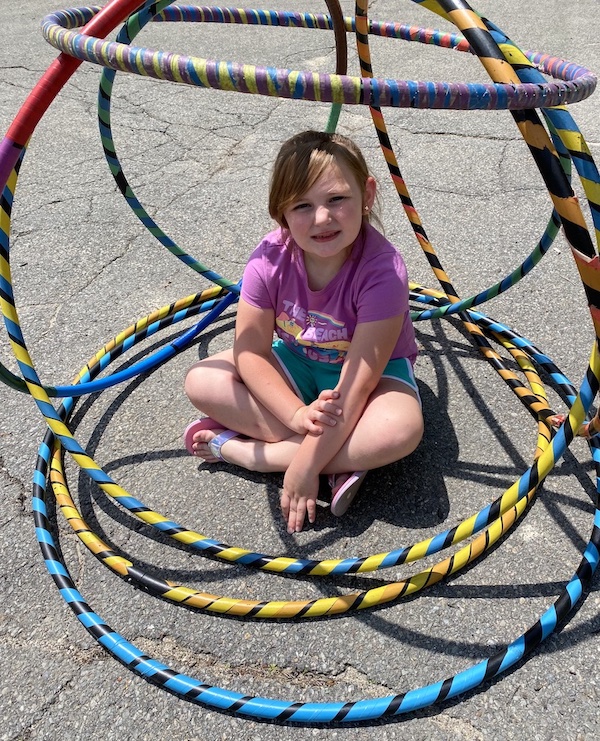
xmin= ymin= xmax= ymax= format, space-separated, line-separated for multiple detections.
xmin=184 ymin=348 xmax=296 ymax=443
xmin=193 ymin=378 xmax=423 ymax=473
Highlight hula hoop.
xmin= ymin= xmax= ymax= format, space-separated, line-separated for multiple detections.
xmin=30 ymin=389 xmax=600 ymax=721
xmin=95 ymin=3 xmax=572 ymax=330
xmin=45 ymin=286 xmax=584 ymax=618
xmin=40 ymin=5 xmax=596 ymax=109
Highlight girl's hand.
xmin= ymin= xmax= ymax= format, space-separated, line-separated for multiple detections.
xmin=289 ymin=389 xmax=342 ymax=434
xmin=280 ymin=466 xmax=320 ymax=533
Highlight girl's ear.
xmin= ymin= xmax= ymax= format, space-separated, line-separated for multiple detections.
xmin=364 ymin=175 xmax=376 ymax=211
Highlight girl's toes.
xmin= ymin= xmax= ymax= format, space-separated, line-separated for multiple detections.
xmin=192 ymin=428 xmax=225 ymax=462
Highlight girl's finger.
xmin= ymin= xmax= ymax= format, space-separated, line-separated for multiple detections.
xmin=293 ymin=502 xmax=307 ymax=532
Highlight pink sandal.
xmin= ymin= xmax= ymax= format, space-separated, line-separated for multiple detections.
xmin=183 ymin=418 xmax=238 ymax=460
xmin=328 ymin=471 xmax=367 ymax=517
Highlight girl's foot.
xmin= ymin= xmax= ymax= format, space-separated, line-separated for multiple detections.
xmin=190 ymin=426 xmax=227 ymax=462
xmin=329 ymin=471 xmax=367 ymax=516
xmin=184 ymin=417 xmax=226 ymax=460
xmin=184 ymin=418 xmax=240 ymax=462
xmin=329 ymin=472 xmax=352 ymax=494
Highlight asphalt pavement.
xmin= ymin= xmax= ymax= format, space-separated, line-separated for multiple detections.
xmin=1 ymin=1 xmax=599 ymax=739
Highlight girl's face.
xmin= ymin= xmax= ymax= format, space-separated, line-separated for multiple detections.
xmin=282 ymin=159 xmax=376 ymax=266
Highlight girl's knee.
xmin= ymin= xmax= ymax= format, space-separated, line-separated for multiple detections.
xmin=183 ymin=363 xmax=210 ymax=403
xmin=391 ymin=412 xmax=424 ymax=458
xmin=407 ymin=416 xmax=424 ymax=454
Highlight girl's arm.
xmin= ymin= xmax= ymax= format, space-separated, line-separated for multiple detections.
xmin=233 ymin=298 xmax=340 ymax=434
xmin=281 ymin=313 xmax=405 ymax=532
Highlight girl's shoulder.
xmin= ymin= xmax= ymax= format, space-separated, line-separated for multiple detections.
xmin=361 ymin=223 xmax=398 ymax=255
xmin=246 ymin=228 xmax=297 ymax=283
xmin=242 ymin=228 xmax=294 ymax=306
xmin=350 ymin=225 xmax=408 ymax=292
xmin=250 ymin=227 xmax=292 ymax=261
xmin=257 ymin=226 xmax=288 ymax=250
xmin=359 ymin=224 xmax=406 ymax=269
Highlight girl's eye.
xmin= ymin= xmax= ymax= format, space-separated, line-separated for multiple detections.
xmin=291 ymin=202 xmax=310 ymax=211
xmin=330 ymin=196 xmax=345 ymax=203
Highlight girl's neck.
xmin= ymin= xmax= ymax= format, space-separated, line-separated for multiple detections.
xmin=301 ymin=244 xmax=353 ymax=291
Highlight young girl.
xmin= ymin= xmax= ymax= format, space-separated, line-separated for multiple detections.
xmin=184 ymin=130 xmax=423 ymax=534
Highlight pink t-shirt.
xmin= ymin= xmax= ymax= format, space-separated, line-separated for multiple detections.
xmin=241 ymin=223 xmax=418 ymax=366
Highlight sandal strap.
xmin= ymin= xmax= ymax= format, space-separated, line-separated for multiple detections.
xmin=208 ymin=429 xmax=238 ymax=461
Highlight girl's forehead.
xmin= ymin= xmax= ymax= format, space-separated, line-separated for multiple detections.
xmin=309 ymin=160 xmax=359 ymax=190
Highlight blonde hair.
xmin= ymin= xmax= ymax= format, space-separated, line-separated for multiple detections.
xmin=268 ymin=130 xmax=375 ymax=229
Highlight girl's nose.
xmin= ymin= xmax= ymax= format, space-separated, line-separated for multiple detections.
xmin=314 ymin=205 xmax=331 ymax=224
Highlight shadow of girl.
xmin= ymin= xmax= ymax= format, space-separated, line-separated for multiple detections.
xmin=339 ymin=380 xmax=456 ymax=530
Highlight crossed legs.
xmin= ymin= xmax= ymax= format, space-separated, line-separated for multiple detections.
xmin=184 ymin=349 xmax=423 ymax=475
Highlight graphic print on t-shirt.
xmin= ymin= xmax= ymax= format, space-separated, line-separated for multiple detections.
xmin=276 ymin=305 xmax=350 ymax=364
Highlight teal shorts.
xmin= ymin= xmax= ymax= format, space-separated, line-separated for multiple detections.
xmin=271 ymin=338 xmax=420 ymax=406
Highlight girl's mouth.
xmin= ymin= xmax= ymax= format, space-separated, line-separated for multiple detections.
xmin=313 ymin=231 xmax=340 ymax=242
